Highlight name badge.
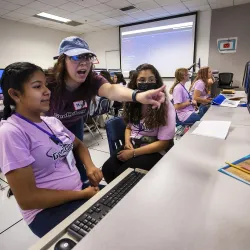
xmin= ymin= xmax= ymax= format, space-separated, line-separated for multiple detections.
xmin=73 ymin=100 xmax=87 ymax=111
xmin=66 ymin=151 xmax=76 ymax=171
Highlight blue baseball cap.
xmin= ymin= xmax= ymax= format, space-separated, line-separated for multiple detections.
xmin=54 ymin=36 xmax=96 ymax=59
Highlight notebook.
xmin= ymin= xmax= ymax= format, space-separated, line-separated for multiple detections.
xmin=219 ymin=155 xmax=250 ymax=186
xmin=191 ymin=121 xmax=231 ymax=139
xmin=212 ymin=94 xmax=240 ymax=108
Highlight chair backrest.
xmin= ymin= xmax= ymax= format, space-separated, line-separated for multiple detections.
xmin=92 ymin=97 xmax=110 ymax=117
xmin=105 ymin=117 xmax=126 ymax=155
xmin=218 ymin=73 xmax=233 ymax=86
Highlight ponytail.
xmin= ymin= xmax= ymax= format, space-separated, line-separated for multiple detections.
xmin=169 ymin=68 xmax=188 ymax=94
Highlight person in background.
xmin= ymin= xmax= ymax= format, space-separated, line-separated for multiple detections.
xmin=102 ymin=64 xmax=176 ymax=183
xmin=45 ymin=36 xmax=166 ymax=181
xmin=129 ymin=70 xmax=136 ymax=81
xmin=113 ymin=72 xmax=126 ymax=86
xmin=100 ymin=70 xmax=114 ymax=84
xmin=170 ymin=68 xmax=201 ymax=124
xmin=0 ymin=62 xmax=101 ymax=237
xmin=189 ymin=67 xmax=214 ymax=116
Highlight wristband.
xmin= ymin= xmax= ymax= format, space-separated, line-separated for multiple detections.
xmin=132 ymin=90 xmax=141 ymax=102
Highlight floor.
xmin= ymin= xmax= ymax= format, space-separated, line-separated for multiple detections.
xmin=0 ymin=128 xmax=110 ymax=250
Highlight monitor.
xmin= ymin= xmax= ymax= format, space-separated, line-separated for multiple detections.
xmin=243 ymin=61 xmax=250 ymax=94
xmin=247 ymin=79 xmax=250 ymax=113
xmin=0 ymin=69 xmax=4 ymax=94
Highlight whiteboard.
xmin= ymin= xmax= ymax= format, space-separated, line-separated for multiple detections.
xmin=105 ymin=50 xmax=120 ymax=69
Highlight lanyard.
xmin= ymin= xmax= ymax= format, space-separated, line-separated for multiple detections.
xmin=180 ymin=83 xmax=192 ymax=101
xmin=14 ymin=113 xmax=63 ymax=145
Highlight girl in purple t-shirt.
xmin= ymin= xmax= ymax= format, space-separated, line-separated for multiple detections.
xmin=102 ymin=64 xmax=176 ymax=183
xmin=170 ymin=68 xmax=201 ymax=124
xmin=189 ymin=67 xmax=214 ymax=116
xmin=0 ymin=62 xmax=104 ymax=238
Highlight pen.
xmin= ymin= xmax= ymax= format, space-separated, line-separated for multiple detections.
xmin=225 ymin=162 xmax=250 ymax=175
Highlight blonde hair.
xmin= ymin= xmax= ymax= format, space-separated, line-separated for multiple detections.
xmin=169 ymin=68 xmax=188 ymax=94
xmin=189 ymin=67 xmax=210 ymax=93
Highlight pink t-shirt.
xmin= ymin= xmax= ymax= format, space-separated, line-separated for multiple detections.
xmin=0 ymin=115 xmax=82 ymax=225
xmin=130 ymin=100 xmax=175 ymax=154
xmin=190 ymin=79 xmax=208 ymax=99
xmin=172 ymin=83 xmax=195 ymax=122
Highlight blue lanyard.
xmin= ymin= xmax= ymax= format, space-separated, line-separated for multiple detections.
xmin=14 ymin=113 xmax=63 ymax=145
xmin=180 ymin=83 xmax=192 ymax=101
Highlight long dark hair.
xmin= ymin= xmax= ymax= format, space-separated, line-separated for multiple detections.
xmin=0 ymin=62 xmax=43 ymax=120
xmin=46 ymin=54 xmax=94 ymax=109
xmin=123 ymin=63 xmax=168 ymax=129
xmin=114 ymin=72 xmax=126 ymax=86
xmin=100 ymin=70 xmax=114 ymax=84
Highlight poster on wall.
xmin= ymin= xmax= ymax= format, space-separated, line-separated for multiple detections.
xmin=217 ymin=37 xmax=238 ymax=53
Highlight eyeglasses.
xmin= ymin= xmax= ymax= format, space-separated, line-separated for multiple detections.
xmin=69 ymin=54 xmax=96 ymax=63
xmin=137 ymin=77 xmax=156 ymax=84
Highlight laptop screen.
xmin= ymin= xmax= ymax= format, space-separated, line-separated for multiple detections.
xmin=0 ymin=69 xmax=4 ymax=94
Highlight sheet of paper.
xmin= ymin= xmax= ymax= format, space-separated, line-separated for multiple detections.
xmin=191 ymin=121 xmax=231 ymax=139
xmin=220 ymin=99 xmax=240 ymax=108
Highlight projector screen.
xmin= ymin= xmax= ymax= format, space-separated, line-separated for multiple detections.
xmin=120 ymin=13 xmax=197 ymax=78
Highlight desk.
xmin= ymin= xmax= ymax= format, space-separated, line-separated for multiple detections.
xmin=72 ymin=124 xmax=250 ymax=250
xmin=30 ymin=96 xmax=250 ymax=250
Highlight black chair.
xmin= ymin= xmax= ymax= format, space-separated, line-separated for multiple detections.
xmin=218 ymin=73 xmax=238 ymax=89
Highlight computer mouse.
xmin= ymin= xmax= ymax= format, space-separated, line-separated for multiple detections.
xmin=54 ymin=238 xmax=76 ymax=250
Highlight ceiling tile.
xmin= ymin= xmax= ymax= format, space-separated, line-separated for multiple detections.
xmin=0 ymin=1 xmax=21 ymax=10
xmin=155 ymin=0 xmax=181 ymax=6
xmin=163 ymin=2 xmax=189 ymax=14
xmin=101 ymin=17 xmax=123 ymax=25
xmin=90 ymin=13 xmax=109 ymax=21
xmin=74 ymin=8 xmax=97 ymax=16
xmin=128 ymin=10 xmax=153 ymax=20
xmin=115 ymin=14 xmax=136 ymax=23
xmin=188 ymin=4 xmax=210 ymax=11
xmin=39 ymin=0 xmax=68 ymax=7
xmin=98 ymin=0 xmax=110 ymax=2
xmin=70 ymin=0 xmax=101 ymax=7
xmin=90 ymin=20 xmax=109 ymax=26
xmin=136 ymin=1 xmax=161 ymax=10
xmin=105 ymin=0 xmax=132 ymax=9
xmin=102 ymin=9 xmax=123 ymax=17
xmin=2 ymin=11 xmax=29 ymax=20
xmin=65 ymin=12 xmax=94 ymax=23
xmin=5 ymin=0 xmax=34 ymax=5
xmin=234 ymin=0 xmax=250 ymax=5
xmin=25 ymin=1 xmax=54 ymax=11
xmin=59 ymin=2 xmax=83 ymax=12
xmin=46 ymin=8 xmax=70 ymax=17
xmin=145 ymin=7 xmax=168 ymax=15
xmin=0 ymin=8 xmax=10 ymax=15
xmin=128 ymin=0 xmax=149 ymax=3
xmin=89 ymin=4 xmax=113 ymax=12
xmin=209 ymin=0 xmax=234 ymax=9
xmin=183 ymin=0 xmax=208 ymax=8
xmin=15 ymin=6 xmax=39 ymax=15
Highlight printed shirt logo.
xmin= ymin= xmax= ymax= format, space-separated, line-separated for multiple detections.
xmin=46 ymin=143 xmax=73 ymax=161
xmin=73 ymin=100 xmax=88 ymax=111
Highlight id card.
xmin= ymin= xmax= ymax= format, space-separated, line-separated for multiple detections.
xmin=66 ymin=151 xmax=76 ymax=171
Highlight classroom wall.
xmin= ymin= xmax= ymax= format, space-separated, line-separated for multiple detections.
xmin=0 ymin=18 xmax=74 ymax=69
xmin=82 ymin=10 xmax=212 ymax=70
xmin=209 ymin=3 xmax=250 ymax=87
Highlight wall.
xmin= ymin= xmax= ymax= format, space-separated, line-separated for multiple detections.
xmin=0 ymin=18 xmax=73 ymax=69
xmin=209 ymin=4 xmax=250 ymax=86
xmin=82 ymin=11 xmax=212 ymax=71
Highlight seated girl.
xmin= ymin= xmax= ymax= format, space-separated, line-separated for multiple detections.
xmin=170 ymin=68 xmax=201 ymax=124
xmin=0 ymin=62 xmax=103 ymax=238
xmin=102 ymin=64 xmax=176 ymax=183
xmin=189 ymin=67 xmax=214 ymax=116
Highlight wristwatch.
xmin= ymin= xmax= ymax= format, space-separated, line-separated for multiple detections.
xmin=132 ymin=90 xmax=141 ymax=102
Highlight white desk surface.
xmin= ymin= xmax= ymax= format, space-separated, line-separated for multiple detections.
xmin=74 ymin=123 xmax=250 ymax=250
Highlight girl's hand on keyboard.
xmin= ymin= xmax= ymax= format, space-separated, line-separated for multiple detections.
xmin=81 ymin=186 xmax=99 ymax=199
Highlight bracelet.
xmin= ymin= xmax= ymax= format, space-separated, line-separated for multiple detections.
xmin=133 ymin=150 xmax=136 ymax=158
xmin=132 ymin=90 xmax=141 ymax=102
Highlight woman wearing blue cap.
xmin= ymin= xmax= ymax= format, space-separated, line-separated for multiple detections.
xmin=46 ymin=36 xmax=166 ymax=184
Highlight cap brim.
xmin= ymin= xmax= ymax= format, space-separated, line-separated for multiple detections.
xmin=64 ymin=48 xmax=96 ymax=57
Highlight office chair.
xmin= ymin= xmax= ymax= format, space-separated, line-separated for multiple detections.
xmin=105 ymin=117 xmax=126 ymax=155
xmin=218 ymin=73 xmax=238 ymax=89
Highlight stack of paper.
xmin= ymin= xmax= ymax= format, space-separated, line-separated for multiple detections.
xmin=191 ymin=121 xmax=231 ymax=139
xmin=212 ymin=94 xmax=240 ymax=108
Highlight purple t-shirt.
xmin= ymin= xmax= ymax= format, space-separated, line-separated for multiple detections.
xmin=0 ymin=115 xmax=82 ymax=225
xmin=190 ymin=79 xmax=208 ymax=99
xmin=172 ymin=83 xmax=195 ymax=122
xmin=47 ymin=72 xmax=107 ymax=128
xmin=130 ymin=100 xmax=175 ymax=154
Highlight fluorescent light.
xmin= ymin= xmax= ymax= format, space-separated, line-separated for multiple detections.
xmin=121 ymin=22 xmax=193 ymax=36
xmin=36 ymin=12 xmax=71 ymax=23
